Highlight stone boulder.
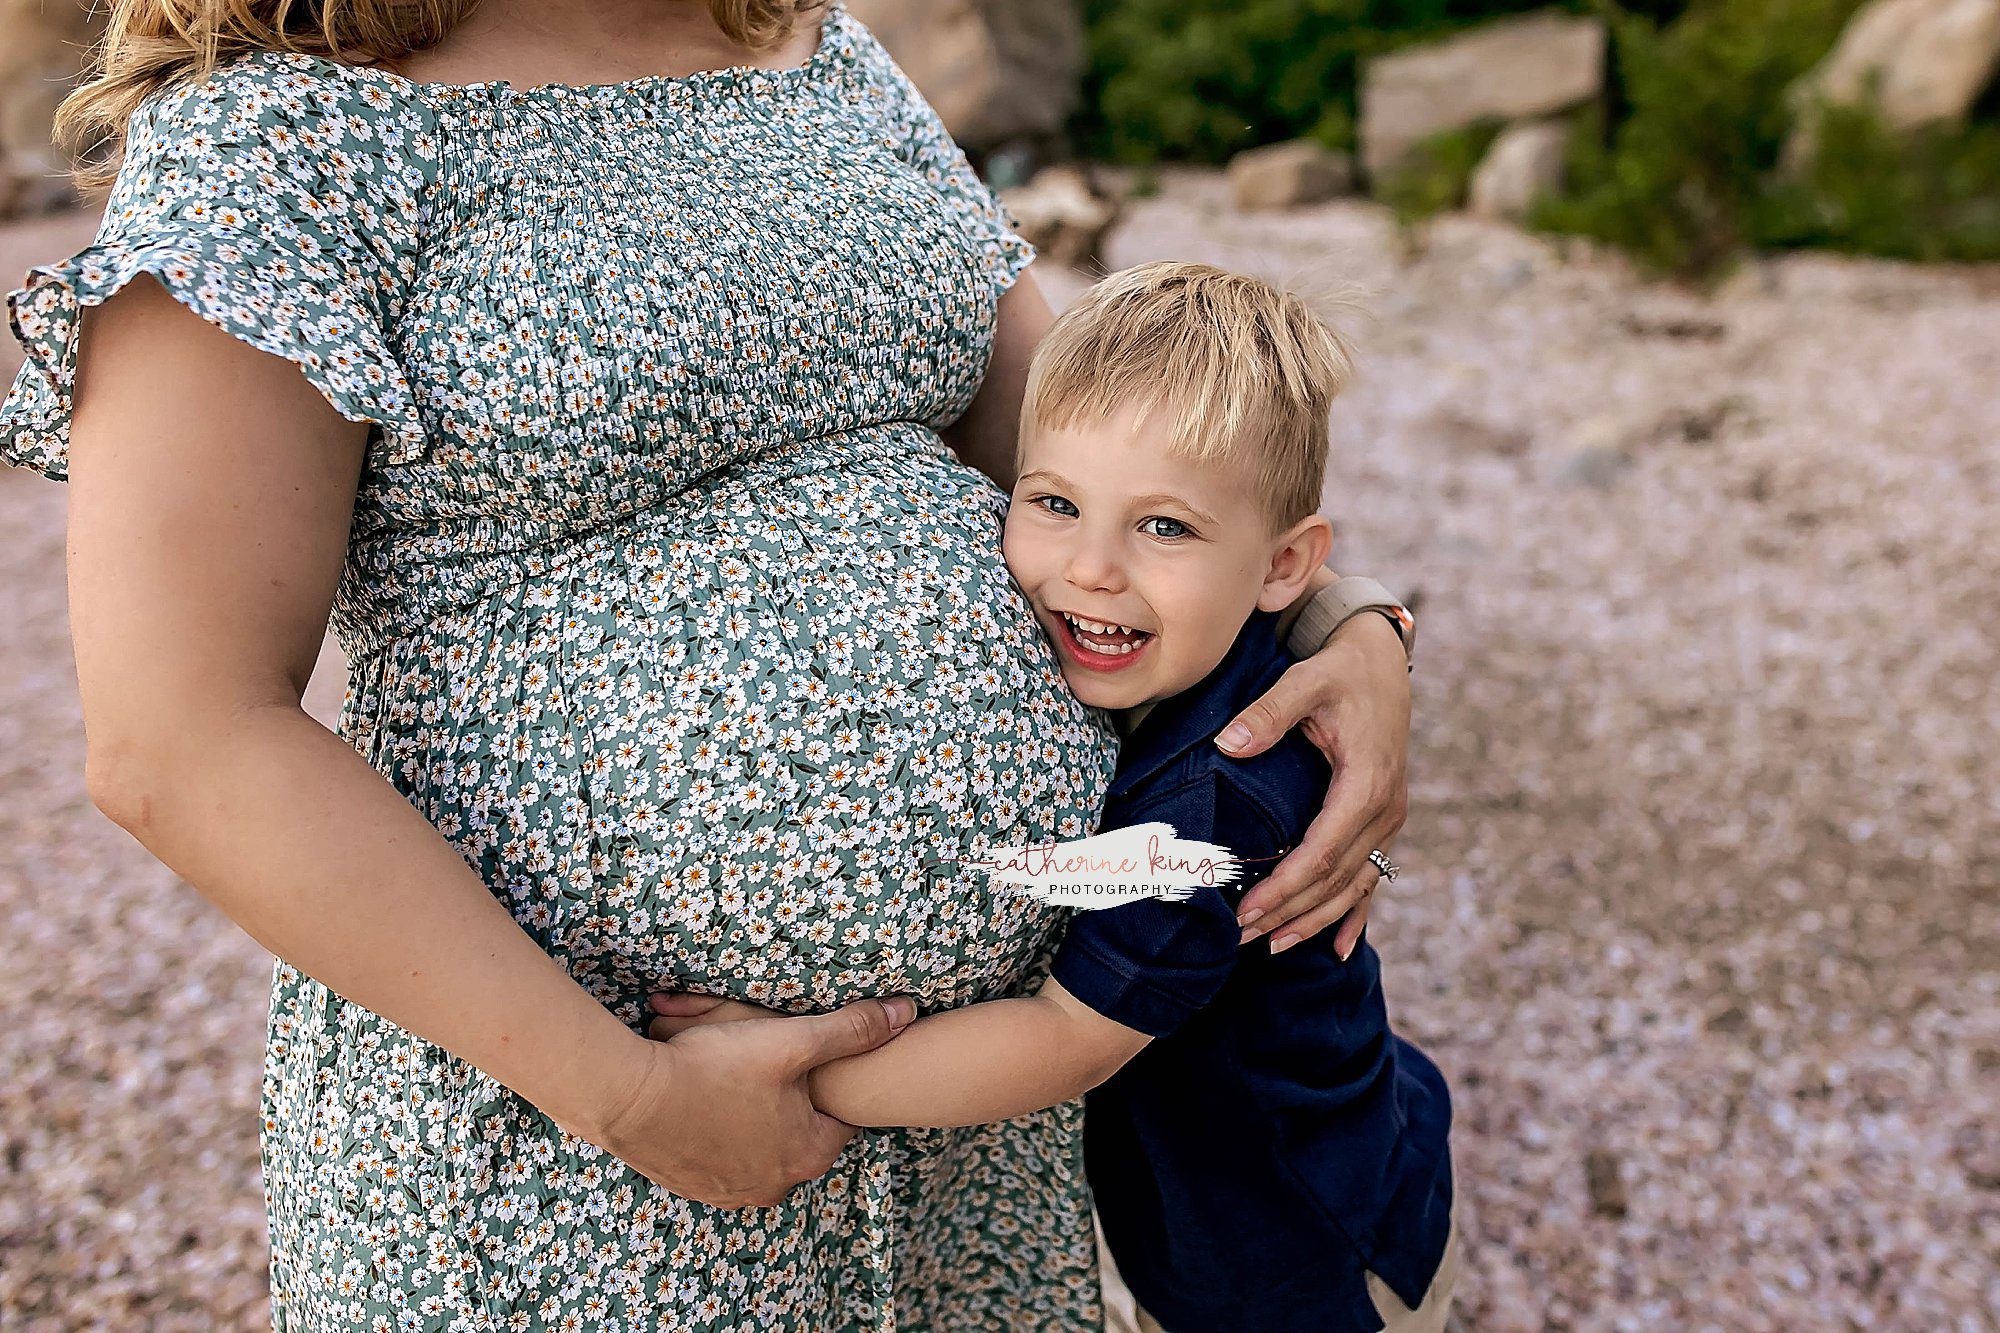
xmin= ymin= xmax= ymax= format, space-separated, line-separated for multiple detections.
xmin=847 ymin=0 xmax=1084 ymax=153
xmin=1468 ymin=119 xmax=1571 ymax=221
xmin=1789 ymin=0 xmax=2000 ymax=137
xmin=1227 ymin=140 xmax=1355 ymax=211
xmin=997 ymin=165 xmax=1122 ymax=270
xmin=1359 ymin=12 xmax=1605 ymax=181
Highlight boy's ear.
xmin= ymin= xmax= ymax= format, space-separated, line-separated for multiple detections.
xmin=1256 ymin=514 xmax=1335 ymax=612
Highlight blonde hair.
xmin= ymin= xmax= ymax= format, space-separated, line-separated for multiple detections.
xmin=1020 ymin=261 xmax=1358 ymax=533
xmin=56 ymin=0 xmax=824 ymax=196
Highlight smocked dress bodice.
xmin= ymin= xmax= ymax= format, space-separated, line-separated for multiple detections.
xmin=2 ymin=5 xmax=1121 ymax=1328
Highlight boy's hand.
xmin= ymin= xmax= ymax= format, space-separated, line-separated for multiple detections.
xmin=1217 ymin=610 xmax=1410 ymax=958
xmin=646 ymin=992 xmax=925 ymax=1128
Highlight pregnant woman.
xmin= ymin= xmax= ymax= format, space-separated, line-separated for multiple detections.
xmin=3 ymin=0 xmax=1415 ymax=1327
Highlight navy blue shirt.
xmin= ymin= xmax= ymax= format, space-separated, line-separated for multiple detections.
xmin=1050 ymin=609 xmax=1453 ymax=1333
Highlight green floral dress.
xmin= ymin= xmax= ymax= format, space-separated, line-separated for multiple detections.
xmin=0 ymin=4 xmax=1121 ymax=1327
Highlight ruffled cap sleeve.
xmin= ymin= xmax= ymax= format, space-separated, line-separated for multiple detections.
xmin=847 ymin=16 xmax=1038 ymax=297
xmin=1 ymin=57 xmax=429 ymax=481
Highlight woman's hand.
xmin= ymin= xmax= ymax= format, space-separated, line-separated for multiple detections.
xmin=588 ymin=996 xmax=914 ymax=1209
xmin=645 ymin=992 xmax=787 ymax=1035
xmin=1219 ymin=610 xmax=1411 ymax=958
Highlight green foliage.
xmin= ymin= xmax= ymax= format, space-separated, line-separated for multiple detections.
xmin=1526 ymin=0 xmax=2000 ymax=272
xmin=1527 ymin=0 xmax=1862 ymax=273
xmin=1075 ymin=0 xmax=1590 ymax=164
xmin=1374 ymin=121 xmax=1507 ymax=220
xmin=1757 ymin=103 xmax=2000 ymax=262
xmin=1078 ymin=0 xmax=2000 ymax=270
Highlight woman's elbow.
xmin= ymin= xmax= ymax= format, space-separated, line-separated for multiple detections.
xmin=84 ymin=733 xmax=175 ymax=834
xmin=82 ymin=705 xmax=229 ymax=836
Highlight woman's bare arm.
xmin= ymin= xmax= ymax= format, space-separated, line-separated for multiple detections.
xmin=65 ymin=279 xmax=632 ymax=1133
xmin=940 ymin=269 xmax=1055 ymax=493
xmin=62 ymin=276 xmax=905 ymax=1208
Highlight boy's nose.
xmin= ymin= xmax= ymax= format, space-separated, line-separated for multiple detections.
xmin=1063 ymin=541 xmax=1127 ymax=594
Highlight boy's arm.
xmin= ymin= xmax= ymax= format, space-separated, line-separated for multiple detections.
xmin=645 ymin=980 xmax=1151 ymax=1128
xmin=806 ymin=801 xmax=1266 ymax=1127
xmin=806 ymin=977 xmax=1151 ymax=1127
xmin=808 ymin=778 xmax=1264 ymax=1128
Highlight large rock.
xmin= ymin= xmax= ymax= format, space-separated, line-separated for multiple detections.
xmin=1468 ymin=119 xmax=1571 ymax=221
xmin=1360 ymin=12 xmax=1605 ymax=181
xmin=0 ymin=0 xmax=101 ymax=220
xmin=997 ymin=165 xmax=1121 ymax=270
xmin=846 ymin=0 xmax=1083 ymax=153
xmin=1791 ymin=0 xmax=2000 ymax=130
xmin=1227 ymin=140 xmax=1355 ymax=211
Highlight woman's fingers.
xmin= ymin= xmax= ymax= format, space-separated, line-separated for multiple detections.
xmin=648 ymin=992 xmax=731 ymax=1018
xmin=643 ymin=993 xmax=779 ymax=1041
xmin=600 ymin=1018 xmax=858 ymax=1207
xmin=1242 ymin=796 xmax=1403 ymax=950
xmin=643 ymin=993 xmax=918 ymax=1052
xmin=1235 ymin=769 xmax=1384 ymax=929
xmin=648 ymin=1015 xmax=700 ymax=1041
xmin=1228 ymin=604 xmax=1411 ymax=940
xmin=778 ymin=998 xmax=917 ymax=1073
xmin=1269 ymin=863 xmax=1384 ymax=957
xmin=1330 ymin=894 xmax=1373 ymax=960
xmin=1214 ymin=666 xmax=1312 ymax=760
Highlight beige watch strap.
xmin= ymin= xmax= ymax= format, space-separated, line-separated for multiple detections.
xmin=1287 ymin=574 xmax=1417 ymax=668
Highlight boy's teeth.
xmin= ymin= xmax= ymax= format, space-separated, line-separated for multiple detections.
xmin=1061 ymin=612 xmax=1150 ymax=655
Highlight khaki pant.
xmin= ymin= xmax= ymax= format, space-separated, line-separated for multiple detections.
xmin=1362 ymin=1185 xmax=1462 ymax=1333
xmin=1097 ymin=1186 xmax=1462 ymax=1333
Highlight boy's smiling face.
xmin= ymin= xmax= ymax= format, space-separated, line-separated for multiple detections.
xmin=1003 ymin=398 xmax=1332 ymax=716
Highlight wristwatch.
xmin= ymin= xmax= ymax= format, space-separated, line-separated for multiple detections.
xmin=1286 ymin=574 xmax=1417 ymax=670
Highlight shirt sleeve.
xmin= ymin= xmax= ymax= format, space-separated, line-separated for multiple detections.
xmin=1050 ymin=772 xmax=1292 ymax=1038
xmin=847 ymin=16 xmax=1037 ymax=297
xmin=1 ymin=60 xmax=429 ymax=481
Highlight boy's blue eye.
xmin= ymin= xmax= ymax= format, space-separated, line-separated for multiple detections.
xmin=1141 ymin=516 xmax=1191 ymax=540
xmin=1035 ymin=495 xmax=1079 ymax=518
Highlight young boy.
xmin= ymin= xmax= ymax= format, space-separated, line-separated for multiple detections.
xmin=652 ymin=262 xmax=1457 ymax=1331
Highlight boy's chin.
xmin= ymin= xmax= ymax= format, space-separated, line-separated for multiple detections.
xmin=1063 ymin=675 xmax=1144 ymax=712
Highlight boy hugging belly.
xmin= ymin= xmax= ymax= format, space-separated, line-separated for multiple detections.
xmin=653 ymin=261 xmax=1457 ymax=1333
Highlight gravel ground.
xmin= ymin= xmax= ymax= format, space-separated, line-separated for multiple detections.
xmin=3 ymin=175 xmax=1996 ymax=1330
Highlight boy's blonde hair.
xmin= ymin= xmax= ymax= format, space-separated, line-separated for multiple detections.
xmin=1020 ymin=261 xmax=1357 ymax=533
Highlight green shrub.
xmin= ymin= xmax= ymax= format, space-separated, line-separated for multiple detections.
xmin=1757 ymin=101 xmax=2000 ymax=262
xmin=1374 ymin=120 xmax=1507 ymax=220
xmin=1078 ymin=0 xmax=2000 ymax=272
xmin=1526 ymin=0 xmax=1862 ymax=274
xmin=1075 ymin=0 xmax=1591 ymax=164
xmin=1525 ymin=0 xmax=2000 ymax=272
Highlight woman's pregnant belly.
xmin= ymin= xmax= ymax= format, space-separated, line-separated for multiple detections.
xmin=344 ymin=425 xmax=1121 ymax=1022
